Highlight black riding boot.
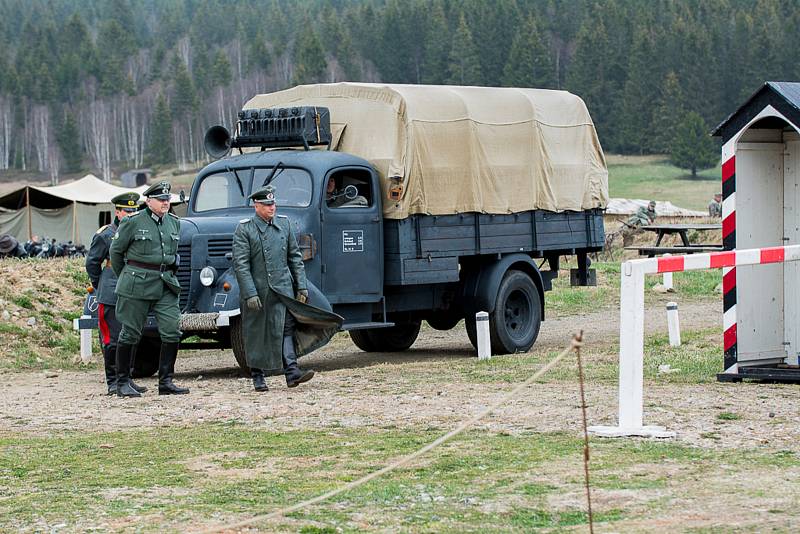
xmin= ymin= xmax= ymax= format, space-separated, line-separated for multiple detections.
xmin=115 ymin=343 xmax=142 ymax=398
xmin=158 ymin=342 xmax=189 ymax=395
xmin=102 ymin=345 xmax=117 ymax=395
xmin=251 ymin=368 xmax=268 ymax=392
xmin=128 ymin=345 xmax=147 ymax=394
xmin=283 ymin=335 xmax=314 ymax=388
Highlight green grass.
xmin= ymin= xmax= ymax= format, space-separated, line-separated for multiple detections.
xmin=1 ymin=424 xmax=796 ymax=532
xmin=545 ymin=260 xmax=721 ymax=317
xmin=608 ymin=154 xmax=721 ymax=210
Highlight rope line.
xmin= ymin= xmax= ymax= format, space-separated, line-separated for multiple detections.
xmin=197 ymin=333 xmax=584 ymax=534
xmin=575 ymin=330 xmax=595 ymax=533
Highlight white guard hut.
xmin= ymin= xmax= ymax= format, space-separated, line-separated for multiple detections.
xmin=712 ymin=81 xmax=800 ymax=382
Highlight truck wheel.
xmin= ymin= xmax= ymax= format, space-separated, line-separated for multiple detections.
xmin=132 ymin=337 xmax=160 ymax=378
xmin=349 ymin=321 xmax=422 ymax=352
xmin=230 ymin=315 xmax=250 ymax=373
xmin=464 ymin=270 xmax=542 ymax=355
xmin=490 ymin=270 xmax=541 ymax=354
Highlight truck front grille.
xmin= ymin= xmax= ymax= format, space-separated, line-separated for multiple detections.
xmin=176 ymin=244 xmax=192 ymax=310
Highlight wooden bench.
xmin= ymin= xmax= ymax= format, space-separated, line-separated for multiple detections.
xmin=625 ymin=245 xmax=725 ymax=257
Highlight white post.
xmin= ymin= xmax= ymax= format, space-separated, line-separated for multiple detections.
xmin=78 ymin=314 xmax=92 ymax=363
xmin=476 ymin=311 xmax=491 ymax=360
xmin=662 ymin=253 xmax=673 ymax=290
xmin=589 ymin=261 xmax=675 ymax=438
xmin=666 ymin=302 xmax=681 ymax=347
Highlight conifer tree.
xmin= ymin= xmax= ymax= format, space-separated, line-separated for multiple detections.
xmin=501 ymin=14 xmax=555 ymax=89
xmin=670 ymin=112 xmax=718 ymax=178
xmin=446 ymin=13 xmax=481 ymax=85
xmin=248 ymin=28 xmax=271 ymax=72
xmin=171 ymin=57 xmax=197 ymax=118
xmin=421 ymin=1 xmax=450 ymax=84
xmin=147 ymin=93 xmax=173 ymax=165
xmin=293 ymin=23 xmax=326 ymax=84
xmin=651 ymin=71 xmax=685 ymax=154
xmin=212 ymin=50 xmax=232 ymax=88
xmin=57 ymin=111 xmax=82 ymax=173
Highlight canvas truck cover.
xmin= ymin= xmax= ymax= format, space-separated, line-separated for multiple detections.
xmin=243 ymin=83 xmax=608 ymax=220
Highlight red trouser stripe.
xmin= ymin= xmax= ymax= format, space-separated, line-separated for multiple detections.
xmin=97 ymin=303 xmax=110 ymax=345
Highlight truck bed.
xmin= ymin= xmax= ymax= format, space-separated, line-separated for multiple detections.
xmin=384 ymin=209 xmax=604 ymax=285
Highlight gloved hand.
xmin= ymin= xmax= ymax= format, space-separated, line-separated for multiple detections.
xmin=295 ymin=289 xmax=308 ymax=304
xmin=246 ymin=296 xmax=262 ymax=311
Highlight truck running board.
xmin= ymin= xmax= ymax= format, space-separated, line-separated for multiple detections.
xmin=343 ymin=321 xmax=396 ymax=330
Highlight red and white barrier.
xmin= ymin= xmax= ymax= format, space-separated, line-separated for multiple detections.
xmin=589 ymin=244 xmax=800 ymax=438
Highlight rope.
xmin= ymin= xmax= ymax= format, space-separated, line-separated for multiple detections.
xmin=575 ymin=330 xmax=595 ymax=533
xmin=196 ymin=333 xmax=585 ymax=534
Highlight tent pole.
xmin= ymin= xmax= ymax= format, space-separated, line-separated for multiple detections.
xmin=72 ymin=201 xmax=77 ymax=243
xmin=26 ymin=187 xmax=31 ymax=239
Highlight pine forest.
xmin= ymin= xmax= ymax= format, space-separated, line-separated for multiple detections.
xmin=0 ymin=0 xmax=797 ymax=183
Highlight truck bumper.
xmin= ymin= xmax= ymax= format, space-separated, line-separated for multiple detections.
xmin=179 ymin=309 xmax=241 ymax=331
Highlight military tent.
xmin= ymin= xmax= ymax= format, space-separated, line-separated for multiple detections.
xmin=0 ymin=175 xmax=183 ymax=245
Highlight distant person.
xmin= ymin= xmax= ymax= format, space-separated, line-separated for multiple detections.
xmin=326 ymin=177 xmax=368 ymax=208
xmin=0 ymin=234 xmax=27 ymax=259
xmin=708 ymin=193 xmax=722 ymax=217
xmin=85 ymin=192 xmax=146 ymax=396
xmin=623 ymin=200 xmax=657 ymax=247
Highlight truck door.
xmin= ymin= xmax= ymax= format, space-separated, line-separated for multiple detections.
xmin=320 ymin=167 xmax=383 ymax=303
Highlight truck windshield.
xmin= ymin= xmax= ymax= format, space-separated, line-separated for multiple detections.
xmin=252 ymin=167 xmax=312 ymax=207
xmin=194 ymin=171 xmax=247 ymax=212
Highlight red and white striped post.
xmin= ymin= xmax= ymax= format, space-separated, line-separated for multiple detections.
xmin=589 ymin=244 xmax=800 ymax=438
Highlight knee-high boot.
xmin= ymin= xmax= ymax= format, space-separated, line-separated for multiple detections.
xmin=102 ymin=345 xmax=117 ymax=395
xmin=115 ymin=343 xmax=142 ymax=398
xmin=128 ymin=345 xmax=147 ymax=393
xmin=158 ymin=342 xmax=189 ymax=395
xmin=282 ymin=335 xmax=314 ymax=388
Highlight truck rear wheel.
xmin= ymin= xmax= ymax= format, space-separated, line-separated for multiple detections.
xmin=349 ymin=321 xmax=422 ymax=352
xmin=230 ymin=315 xmax=249 ymax=373
xmin=465 ymin=270 xmax=542 ymax=355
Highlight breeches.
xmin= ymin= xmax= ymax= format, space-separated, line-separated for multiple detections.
xmin=117 ymin=292 xmax=181 ymax=345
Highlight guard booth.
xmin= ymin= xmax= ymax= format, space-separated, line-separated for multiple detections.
xmin=712 ymin=81 xmax=800 ymax=382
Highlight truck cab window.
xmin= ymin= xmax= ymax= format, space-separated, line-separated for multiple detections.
xmin=194 ymin=171 xmax=247 ymax=212
xmin=326 ymin=169 xmax=372 ymax=208
xmin=252 ymin=167 xmax=312 ymax=207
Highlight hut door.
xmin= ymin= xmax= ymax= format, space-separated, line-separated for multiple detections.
xmin=783 ymin=133 xmax=800 ymax=365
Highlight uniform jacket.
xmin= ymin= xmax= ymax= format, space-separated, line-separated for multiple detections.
xmin=232 ymin=213 xmax=341 ymax=371
xmin=626 ymin=206 xmax=656 ymax=227
xmin=85 ymin=219 xmax=120 ymax=306
xmin=109 ymin=208 xmax=182 ymax=300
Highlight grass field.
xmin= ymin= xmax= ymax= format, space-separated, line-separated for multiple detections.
xmin=607 ymin=154 xmax=721 ymax=211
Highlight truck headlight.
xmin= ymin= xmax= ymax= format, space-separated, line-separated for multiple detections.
xmin=199 ymin=266 xmax=217 ymax=287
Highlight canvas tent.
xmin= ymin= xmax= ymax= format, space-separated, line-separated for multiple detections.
xmin=0 ymin=175 xmax=183 ymax=245
xmin=243 ymin=83 xmax=609 ymax=219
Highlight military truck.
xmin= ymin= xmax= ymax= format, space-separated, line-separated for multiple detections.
xmin=152 ymin=83 xmax=607 ymax=371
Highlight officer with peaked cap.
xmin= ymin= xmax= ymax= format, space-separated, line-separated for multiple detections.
xmin=85 ymin=191 xmax=147 ymax=395
xmin=232 ymin=184 xmax=342 ymax=392
xmin=110 ymin=181 xmax=189 ymax=397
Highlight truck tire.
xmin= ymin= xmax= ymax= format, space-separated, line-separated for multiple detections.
xmin=349 ymin=321 xmax=422 ymax=352
xmin=465 ymin=270 xmax=542 ymax=355
xmin=132 ymin=337 xmax=160 ymax=378
xmin=230 ymin=315 xmax=249 ymax=373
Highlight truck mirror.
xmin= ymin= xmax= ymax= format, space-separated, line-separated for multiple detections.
xmin=344 ymin=184 xmax=358 ymax=200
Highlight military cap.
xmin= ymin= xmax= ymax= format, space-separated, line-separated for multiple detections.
xmin=112 ymin=191 xmax=140 ymax=211
xmin=143 ymin=181 xmax=172 ymax=200
xmin=250 ymin=184 xmax=277 ymax=205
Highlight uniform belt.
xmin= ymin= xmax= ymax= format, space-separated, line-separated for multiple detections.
xmin=127 ymin=259 xmax=176 ymax=272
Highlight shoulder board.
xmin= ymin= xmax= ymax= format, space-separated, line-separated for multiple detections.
xmin=167 ymin=212 xmax=179 ymax=219
xmin=277 ymin=214 xmax=288 ymax=218
xmin=239 ymin=218 xmax=250 ymax=224
xmin=95 ymin=224 xmax=110 ymax=235
xmin=125 ymin=211 xmax=142 ymax=219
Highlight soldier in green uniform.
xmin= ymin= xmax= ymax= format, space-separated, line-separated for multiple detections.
xmin=623 ymin=200 xmax=657 ymax=247
xmin=232 ymin=184 xmax=342 ymax=392
xmin=85 ymin=191 xmax=147 ymax=395
xmin=109 ymin=181 xmax=189 ymax=397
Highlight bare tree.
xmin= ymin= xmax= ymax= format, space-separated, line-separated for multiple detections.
xmin=32 ymin=105 xmax=51 ymax=173
xmin=86 ymin=100 xmax=112 ymax=181
xmin=0 ymin=97 xmax=11 ymax=170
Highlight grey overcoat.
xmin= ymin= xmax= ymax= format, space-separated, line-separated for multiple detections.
xmin=232 ymin=213 xmax=342 ymax=371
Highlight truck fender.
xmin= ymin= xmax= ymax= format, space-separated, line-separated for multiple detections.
xmin=460 ymin=254 xmax=545 ymax=319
